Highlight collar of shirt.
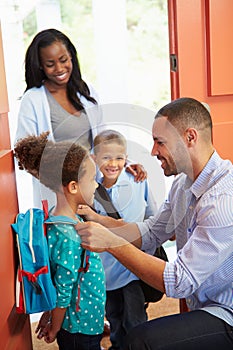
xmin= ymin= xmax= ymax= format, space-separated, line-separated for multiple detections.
xmin=45 ymin=213 xmax=83 ymax=224
xmin=99 ymin=168 xmax=132 ymax=191
xmin=191 ymin=151 xmax=228 ymax=199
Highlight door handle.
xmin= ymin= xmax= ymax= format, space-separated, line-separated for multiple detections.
xmin=170 ymin=54 xmax=178 ymax=72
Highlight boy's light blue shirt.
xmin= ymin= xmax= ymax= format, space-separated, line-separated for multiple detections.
xmin=94 ymin=169 xmax=157 ymax=290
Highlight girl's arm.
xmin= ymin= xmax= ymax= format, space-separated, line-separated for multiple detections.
xmin=35 ymin=311 xmax=51 ymax=339
xmin=44 ymin=307 xmax=67 ymax=343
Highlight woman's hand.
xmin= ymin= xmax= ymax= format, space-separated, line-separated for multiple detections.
xmin=125 ymin=163 xmax=147 ymax=182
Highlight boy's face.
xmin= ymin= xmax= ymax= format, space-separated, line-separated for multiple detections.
xmin=93 ymin=142 xmax=127 ymax=185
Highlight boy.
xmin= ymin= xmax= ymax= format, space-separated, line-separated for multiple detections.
xmin=92 ymin=130 xmax=157 ymax=350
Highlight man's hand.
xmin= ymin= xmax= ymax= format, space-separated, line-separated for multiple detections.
xmin=77 ymin=205 xmax=125 ymax=227
xmin=77 ymin=204 xmax=99 ymax=221
xmin=76 ymin=221 xmax=126 ymax=252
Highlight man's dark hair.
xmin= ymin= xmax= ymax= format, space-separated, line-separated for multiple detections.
xmin=155 ymin=97 xmax=213 ymax=140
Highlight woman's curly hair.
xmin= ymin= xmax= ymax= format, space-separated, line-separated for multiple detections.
xmin=14 ymin=132 xmax=89 ymax=192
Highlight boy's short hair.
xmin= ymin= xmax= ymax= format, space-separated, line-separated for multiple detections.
xmin=93 ymin=130 xmax=127 ymax=154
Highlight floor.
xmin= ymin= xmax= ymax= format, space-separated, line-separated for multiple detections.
xmin=31 ymin=295 xmax=179 ymax=350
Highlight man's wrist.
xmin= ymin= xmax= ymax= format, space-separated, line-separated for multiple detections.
xmin=106 ymin=236 xmax=128 ymax=254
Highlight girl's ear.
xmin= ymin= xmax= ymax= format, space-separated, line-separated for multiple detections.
xmin=67 ymin=181 xmax=78 ymax=194
xmin=90 ymin=154 xmax=96 ymax=162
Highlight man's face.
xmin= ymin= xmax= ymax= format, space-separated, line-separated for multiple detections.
xmin=151 ymin=116 xmax=189 ymax=176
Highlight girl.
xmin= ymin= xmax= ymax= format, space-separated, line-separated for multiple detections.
xmin=14 ymin=131 xmax=106 ymax=350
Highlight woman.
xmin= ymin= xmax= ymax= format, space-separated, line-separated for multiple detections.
xmin=15 ymin=28 xmax=146 ymax=209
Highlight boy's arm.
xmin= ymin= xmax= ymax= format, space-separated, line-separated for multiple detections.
xmin=145 ymin=184 xmax=158 ymax=219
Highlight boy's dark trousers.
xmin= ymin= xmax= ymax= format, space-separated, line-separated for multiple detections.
xmin=106 ymin=280 xmax=147 ymax=350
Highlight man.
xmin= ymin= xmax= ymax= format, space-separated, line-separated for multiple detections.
xmin=76 ymin=97 xmax=233 ymax=349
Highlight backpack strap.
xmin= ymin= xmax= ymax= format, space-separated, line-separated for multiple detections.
xmin=42 ymin=200 xmax=49 ymax=220
xmin=41 ymin=203 xmax=91 ymax=312
xmin=42 ymin=200 xmax=49 ymax=236
xmin=19 ymin=266 xmax=49 ymax=295
xmin=76 ymin=250 xmax=90 ymax=311
xmin=94 ymin=183 xmax=121 ymax=219
xmin=78 ymin=250 xmax=90 ymax=273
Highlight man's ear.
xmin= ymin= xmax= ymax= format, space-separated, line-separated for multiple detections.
xmin=67 ymin=181 xmax=78 ymax=194
xmin=185 ymin=128 xmax=197 ymax=145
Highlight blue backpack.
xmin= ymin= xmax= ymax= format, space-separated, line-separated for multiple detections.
xmin=12 ymin=200 xmax=57 ymax=314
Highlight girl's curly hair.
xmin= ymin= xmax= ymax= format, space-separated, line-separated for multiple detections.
xmin=14 ymin=132 xmax=89 ymax=192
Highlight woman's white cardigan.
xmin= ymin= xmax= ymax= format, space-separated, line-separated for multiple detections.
xmin=14 ymin=84 xmax=103 ymax=210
